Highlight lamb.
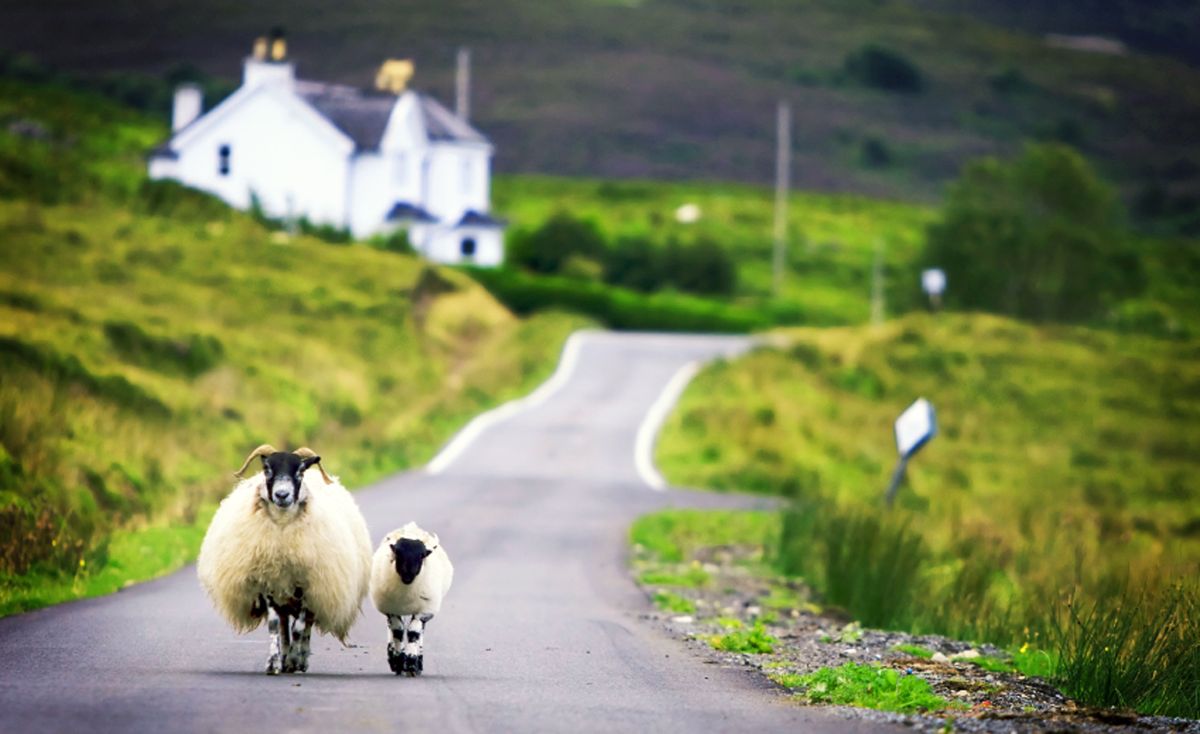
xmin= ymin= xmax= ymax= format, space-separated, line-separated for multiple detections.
xmin=370 ymin=522 xmax=454 ymax=676
xmin=197 ymin=444 xmax=373 ymax=675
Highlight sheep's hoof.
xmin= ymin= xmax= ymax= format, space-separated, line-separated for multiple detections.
xmin=265 ymin=654 xmax=282 ymax=676
xmin=283 ymin=654 xmax=308 ymax=674
xmin=410 ymin=655 xmax=423 ymax=676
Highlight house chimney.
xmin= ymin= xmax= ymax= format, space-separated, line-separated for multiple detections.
xmin=172 ymin=83 xmax=203 ymax=132
xmin=269 ymin=26 xmax=287 ymax=61
xmin=375 ymin=59 xmax=414 ymax=94
xmin=243 ymin=28 xmax=295 ymax=89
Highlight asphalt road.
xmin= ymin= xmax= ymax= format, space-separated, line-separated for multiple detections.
xmin=0 ymin=331 xmax=891 ymax=733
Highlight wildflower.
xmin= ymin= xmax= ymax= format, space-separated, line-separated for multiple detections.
xmin=1019 ymin=642 xmax=1029 ymax=654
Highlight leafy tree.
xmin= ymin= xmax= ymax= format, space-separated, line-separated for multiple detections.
xmin=921 ymin=143 xmax=1144 ymax=322
xmin=507 ymin=211 xmax=607 ymax=275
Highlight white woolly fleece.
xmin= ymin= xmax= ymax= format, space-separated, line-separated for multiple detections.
xmin=197 ymin=470 xmax=372 ymax=642
xmin=370 ymin=522 xmax=454 ymax=617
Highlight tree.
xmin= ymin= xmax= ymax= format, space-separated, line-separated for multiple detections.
xmin=844 ymin=44 xmax=924 ymax=93
xmin=921 ymin=143 xmax=1143 ymax=322
xmin=507 ymin=211 xmax=607 ymax=275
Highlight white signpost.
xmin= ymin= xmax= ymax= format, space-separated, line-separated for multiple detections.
xmin=886 ymin=398 xmax=937 ymax=507
xmin=921 ymin=268 xmax=946 ymax=310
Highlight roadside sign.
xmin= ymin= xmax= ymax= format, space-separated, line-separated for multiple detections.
xmin=895 ymin=397 xmax=936 ymax=458
xmin=886 ymin=398 xmax=937 ymax=507
xmin=921 ymin=268 xmax=946 ymax=296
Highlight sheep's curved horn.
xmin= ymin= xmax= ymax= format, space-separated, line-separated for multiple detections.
xmin=234 ymin=444 xmax=278 ymax=478
xmin=293 ymin=447 xmax=333 ymax=485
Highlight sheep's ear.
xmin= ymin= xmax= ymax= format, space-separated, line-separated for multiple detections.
xmin=422 ymin=548 xmax=433 ymax=558
xmin=298 ymin=455 xmax=321 ymax=472
xmin=261 ymin=458 xmax=273 ymax=477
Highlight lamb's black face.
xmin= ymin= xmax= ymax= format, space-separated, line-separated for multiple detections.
xmin=391 ymin=538 xmax=433 ymax=585
xmin=259 ymin=452 xmax=319 ymax=509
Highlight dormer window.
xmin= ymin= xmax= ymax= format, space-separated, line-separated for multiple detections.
xmin=218 ymin=144 xmax=231 ymax=176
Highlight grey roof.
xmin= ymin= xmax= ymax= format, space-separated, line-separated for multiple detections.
xmin=294 ymin=80 xmax=487 ymax=150
xmin=417 ymin=94 xmax=487 ymax=144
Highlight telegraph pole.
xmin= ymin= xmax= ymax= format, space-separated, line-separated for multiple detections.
xmin=455 ymin=47 xmax=471 ymax=121
xmin=772 ymin=100 xmax=790 ymax=296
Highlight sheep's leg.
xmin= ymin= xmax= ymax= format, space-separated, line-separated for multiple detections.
xmin=265 ymin=605 xmax=284 ymax=675
xmin=284 ymin=609 xmax=314 ymax=673
xmin=386 ymin=614 xmax=409 ymax=675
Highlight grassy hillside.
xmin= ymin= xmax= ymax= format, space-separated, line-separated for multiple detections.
xmin=656 ymin=312 xmax=1200 ymax=712
xmin=494 ymin=175 xmax=933 ymax=325
xmin=0 ymin=78 xmax=588 ymax=615
xmin=1 ymin=0 xmax=1198 ymax=220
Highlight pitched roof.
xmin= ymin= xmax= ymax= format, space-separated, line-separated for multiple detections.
xmin=416 ymin=94 xmax=487 ymax=144
xmin=294 ymin=81 xmax=487 ymax=150
xmin=295 ymin=81 xmax=395 ymax=151
xmin=386 ymin=201 xmax=439 ymax=223
xmin=457 ymin=209 xmax=506 ymax=227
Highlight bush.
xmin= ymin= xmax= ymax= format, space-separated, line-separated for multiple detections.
xmin=921 ymin=143 xmax=1144 ymax=322
xmin=460 ymin=267 xmax=769 ymax=333
xmin=103 ymin=321 xmax=224 ymax=378
xmin=604 ymin=235 xmax=663 ymax=293
xmin=507 ymin=211 xmax=607 ymax=274
xmin=663 ymin=237 xmax=738 ymax=297
xmin=844 ymin=44 xmax=924 ymax=93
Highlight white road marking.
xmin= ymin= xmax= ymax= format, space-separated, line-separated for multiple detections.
xmin=425 ymin=330 xmax=592 ymax=475
xmin=634 ymin=360 xmax=702 ymax=491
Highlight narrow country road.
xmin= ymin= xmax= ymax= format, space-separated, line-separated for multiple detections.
xmin=0 ymin=331 xmax=892 ymax=733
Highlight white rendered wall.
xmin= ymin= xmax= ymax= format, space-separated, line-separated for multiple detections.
xmin=160 ymin=91 xmax=351 ymax=228
xmin=425 ymin=226 xmax=502 ymax=266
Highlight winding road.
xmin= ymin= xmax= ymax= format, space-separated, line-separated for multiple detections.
xmin=0 ymin=331 xmax=889 ymax=733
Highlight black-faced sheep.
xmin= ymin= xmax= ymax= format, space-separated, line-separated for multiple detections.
xmin=197 ymin=444 xmax=372 ymax=674
xmin=370 ymin=522 xmax=454 ymax=676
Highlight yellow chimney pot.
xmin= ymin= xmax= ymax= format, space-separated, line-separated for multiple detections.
xmin=270 ymin=37 xmax=287 ymax=61
xmin=253 ymin=37 xmax=268 ymax=60
xmin=375 ymin=59 xmax=414 ymax=94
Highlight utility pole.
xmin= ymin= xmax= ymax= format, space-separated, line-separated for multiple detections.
xmin=871 ymin=237 xmax=885 ymax=325
xmin=772 ymin=100 xmax=790 ymax=297
xmin=455 ymin=47 xmax=471 ymax=121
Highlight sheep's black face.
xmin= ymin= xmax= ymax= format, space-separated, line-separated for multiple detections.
xmin=259 ymin=452 xmax=319 ymax=510
xmin=391 ymin=538 xmax=433 ymax=585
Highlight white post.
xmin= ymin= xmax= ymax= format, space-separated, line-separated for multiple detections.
xmin=772 ymin=100 xmax=790 ymax=297
xmin=455 ymin=47 xmax=471 ymax=121
xmin=871 ymin=237 xmax=885 ymax=325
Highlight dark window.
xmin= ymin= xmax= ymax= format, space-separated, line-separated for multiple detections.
xmin=460 ymin=237 xmax=477 ymax=257
xmin=218 ymin=144 xmax=231 ymax=176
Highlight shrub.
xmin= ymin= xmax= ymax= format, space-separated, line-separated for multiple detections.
xmin=844 ymin=44 xmax=924 ymax=93
xmin=662 ymin=237 xmax=737 ymax=296
xmin=507 ymin=211 xmax=607 ymax=274
xmin=921 ymin=143 xmax=1144 ymax=322
xmin=604 ymin=235 xmax=663 ymax=293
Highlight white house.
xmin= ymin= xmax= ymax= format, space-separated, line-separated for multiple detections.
xmin=148 ymin=35 xmax=504 ymax=265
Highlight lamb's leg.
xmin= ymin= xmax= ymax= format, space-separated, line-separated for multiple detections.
xmin=401 ymin=614 xmax=432 ymax=676
xmin=284 ymin=609 xmax=314 ymax=673
xmin=386 ymin=614 xmax=409 ymax=675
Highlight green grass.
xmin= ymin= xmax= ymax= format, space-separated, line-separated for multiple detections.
xmin=638 ymin=564 xmax=711 ymax=588
xmin=495 ymin=175 xmax=933 ymax=326
xmin=0 ymin=77 xmax=592 ymax=616
xmin=894 ymin=643 xmax=934 ymax=659
xmin=654 ymin=312 xmax=1200 ymax=716
xmin=652 ymin=590 xmax=696 ymax=615
xmin=706 ymin=621 xmax=777 ymax=654
xmin=630 ymin=509 xmax=779 ymax=564
xmin=780 ymin=663 xmax=956 ymax=714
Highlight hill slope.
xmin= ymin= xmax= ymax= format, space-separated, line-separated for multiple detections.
xmin=1 ymin=0 xmax=1198 ymax=214
xmin=0 ymin=77 xmax=586 ymax=614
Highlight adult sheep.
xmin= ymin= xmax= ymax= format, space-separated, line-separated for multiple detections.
xmin=197 ymin=444 xmax=372 ymax=675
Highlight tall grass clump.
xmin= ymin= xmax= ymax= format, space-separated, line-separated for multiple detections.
xmin=1051 ymin=582 xmax=1200 ymax=718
